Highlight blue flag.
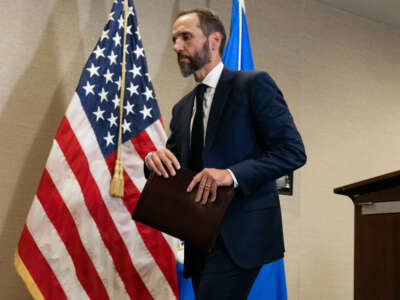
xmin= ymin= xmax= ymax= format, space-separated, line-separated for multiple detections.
xmin=222 ymin=0 xmax=254 ymax=70
xmin=223 ymin=1 xmax=288 ymax=299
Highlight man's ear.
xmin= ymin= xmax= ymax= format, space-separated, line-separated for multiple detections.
xmin=209 ymin=32 xmax=222 ymax=53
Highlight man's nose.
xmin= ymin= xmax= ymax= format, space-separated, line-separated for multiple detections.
xmin=173 ymin=39 xmax=184 ymax=52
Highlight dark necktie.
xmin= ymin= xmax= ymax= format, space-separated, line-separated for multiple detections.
xmin=190 ymin=84 xmax=207 ymax=172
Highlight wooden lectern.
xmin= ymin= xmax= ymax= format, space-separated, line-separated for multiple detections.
xmin=334 ymin=170 xmax=400 ymax=300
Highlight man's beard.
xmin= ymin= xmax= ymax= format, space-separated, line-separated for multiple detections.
xmin=177 ymin=40 xmax=211 ymax=77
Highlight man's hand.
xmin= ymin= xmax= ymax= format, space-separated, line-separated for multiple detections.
xmin=145 ymin=148 xmax=181 ymax=178
xmin=187 ymin=168 xmax=233 ymax=205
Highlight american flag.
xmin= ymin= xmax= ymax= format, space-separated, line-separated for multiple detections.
xmin=14 ymin=0 xmax=179 ymax=299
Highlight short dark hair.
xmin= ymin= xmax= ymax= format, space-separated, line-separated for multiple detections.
xmin=176 ymin=8 xmax=227 ymax=56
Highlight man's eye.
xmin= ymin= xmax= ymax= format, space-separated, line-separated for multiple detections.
xmin=183 ymin=33 xmax=191 ymax=41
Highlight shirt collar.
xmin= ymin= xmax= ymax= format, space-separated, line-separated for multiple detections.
xmin=202 ymin=62 xmax=224 ymax=88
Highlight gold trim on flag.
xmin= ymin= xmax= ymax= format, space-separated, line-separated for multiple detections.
xmin=14 ymin=251 xmax=45 ymax=300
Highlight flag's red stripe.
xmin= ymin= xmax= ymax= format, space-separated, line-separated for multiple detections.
xmin=18 ymin=226 xmax=68 ymax=300
xmin=56 ymin=117 xmax=153 ymax=300
xmin=37 ymin=170 xmax=109 ymax=300
xmin=131 ymin=130 xmax=157 ymax=160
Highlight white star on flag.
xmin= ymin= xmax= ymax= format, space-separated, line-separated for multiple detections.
xmin=83 ymin=81 xmax=95 ymax=96
xmin=98 ymin=88 xmax=109 ymax=103
xmin=86 ymin=63 xmax=100 ymax=77
xmin=118 ymin=15 xmax=124 ymax=29
xmin=127 ymin=82 xmax=139 ymax=96
xmin=108 ymin=11 xmax=114 ymax=21
xmin=112 ymin=94 xmax=120 ymax=109
xmin=128 ymin=6 xmax=135 ymax=16
xmin=142 ymin=86 xmax=153 ymax=101
xmin=103 ymin=69 xmax=114 ymax=83
xmin=124 ymin=101 xmax=135 ymax=115
xmin=93 ymin=45 xmax=105 ymax=59
xmin=93 ymin=106 xmax=105 ymax=121
xmin=113 ymin=32 xmax=122 ymax=47
xmin=122 ymin=119 xmax=132 ymax=133
xmin=103 ymin=131 xmax=114 ymax=146
xmin=145 ymin=72 xmax=151 ymax=82
xmin=101 ymin=29 xmax=109 ymax=41
xmin=129 ymin=64 xmax=142 ymax=78
xmin=124 ymin=44 xmax=129 ymax=54
xmin=126 ymin=25 xmax=133 ymax=35
xmin=140 ymin=105 xmax=152 ymax=120
xmin=107 ymin=113 xmax=118 ymax=128
xmin=133 ymin=45 xmax=144 ymax=59
xmin=115 ymin=76 xmax=121 ymax=90
xmin=135 ymin=28 xmax=141 ymax=40
xmin=108 ymin=51 xmax=118 ymax=65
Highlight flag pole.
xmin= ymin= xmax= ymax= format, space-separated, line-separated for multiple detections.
xmin=110 ymin=0 xmax=129 ymax=197
xmin=238 ymin=0 xmax=243 ymax=70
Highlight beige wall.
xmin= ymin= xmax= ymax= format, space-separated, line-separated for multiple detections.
xmin=1 ymin=0 xmax=399 ymax=299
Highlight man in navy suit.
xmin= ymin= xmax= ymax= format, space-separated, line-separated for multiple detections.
xmin=145 ymin=8 xmax=306 ymax=300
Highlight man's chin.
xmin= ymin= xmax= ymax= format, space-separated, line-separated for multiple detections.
xmin=180 ymin=69 xmax=193 ymax=78
xmin=179 ymin=64 xmax=194 ymax=77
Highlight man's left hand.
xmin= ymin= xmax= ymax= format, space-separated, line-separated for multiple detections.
xmin=186 ymin=168 xmax=233 ymax=205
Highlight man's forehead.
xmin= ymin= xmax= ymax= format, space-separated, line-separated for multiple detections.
xmin=172 ymin=13 xmax=200 ymax=32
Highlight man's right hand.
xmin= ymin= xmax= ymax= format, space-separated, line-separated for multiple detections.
xmin=145 ymin=148 xmax=181 ymax=178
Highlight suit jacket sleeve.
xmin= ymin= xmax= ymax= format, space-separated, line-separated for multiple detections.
xmin=165 ymin=105 xmax=179 ymax=157
xmin=229 ymin=72 xmax=306 ymax=197
xmin=143 ymin=105 xmax=180 ymax=179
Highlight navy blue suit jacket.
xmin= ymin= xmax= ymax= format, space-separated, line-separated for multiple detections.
xmin=166 ymin=66 xmax=306 ymax=270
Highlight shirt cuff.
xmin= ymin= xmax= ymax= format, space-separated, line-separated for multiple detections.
xmin=227 ymin=169 xmax=239 ymax=188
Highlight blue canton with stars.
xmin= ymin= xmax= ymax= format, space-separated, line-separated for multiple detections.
xmin=76 ymin=0 xmax=160 ymax=158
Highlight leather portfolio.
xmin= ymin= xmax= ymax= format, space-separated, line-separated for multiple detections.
xmin=132 ymin=169 xmax=234 ymax=252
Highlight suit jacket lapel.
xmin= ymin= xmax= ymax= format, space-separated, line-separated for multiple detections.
xmin=204 ymin=67 xmax=236 ymax=153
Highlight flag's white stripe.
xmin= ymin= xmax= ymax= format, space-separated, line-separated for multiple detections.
xmin=26 ymin=196 xmax=90 ymax=300
xmin=122 ymin=141 xmax=146 ymax=192
xmin=46 ymin=141 xmax=129 ymax=300
xmin=145 ymin=119 xmax=168 ymax=150
xmin=122 ymin=139 xmax=179 ymax=258
xmin=67 ymin=93 xmax=175 ymax=300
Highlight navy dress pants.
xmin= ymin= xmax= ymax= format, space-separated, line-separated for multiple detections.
xmin=190 ymin=236 xmax=261 ymax=300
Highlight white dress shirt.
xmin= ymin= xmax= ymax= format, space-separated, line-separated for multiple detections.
xmin=190 ymin=61 xmax=224 ymax=143
xmin=191 ymin=62 xmax=239 ymax=187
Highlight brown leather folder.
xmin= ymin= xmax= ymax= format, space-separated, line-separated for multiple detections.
xmin=132 ymin=169 xmax=234 ymax=252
